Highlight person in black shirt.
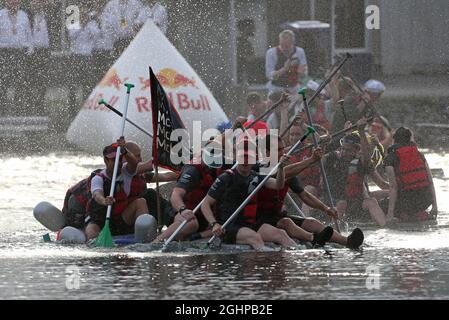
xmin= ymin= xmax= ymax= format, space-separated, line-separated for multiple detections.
xmin=201 ymin=139 xmax=296 ymax=250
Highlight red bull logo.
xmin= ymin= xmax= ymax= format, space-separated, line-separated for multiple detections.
xmin=99 ymin=68 xmax=128 ymax=91
xmin=153 ymin=68 xmax=198 ymax=89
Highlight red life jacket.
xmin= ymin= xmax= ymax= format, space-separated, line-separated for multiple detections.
xmin=272 ymin=47 xmax=300 ymax=88
xmin=62 ymin=169 xmax=102 ymax=216
xmin=183 ymin=163 xmax=217 ymax=212
xmin=394 ymin=145 xmax=431 ymax=191
xmin=92 ymin=172 xmax=147 ymax=219
xmin=291 ymin=149 xmax=321 ymax=188
xmin=257 ymin=184 xmax=290 ymax=216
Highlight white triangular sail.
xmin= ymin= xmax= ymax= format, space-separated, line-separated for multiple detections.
xmin=66 ymin=20 xmax=229 ymax=158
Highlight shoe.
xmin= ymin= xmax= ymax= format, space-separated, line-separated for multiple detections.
xmin=346 ymin=228 xmax=364 ymax=249
xmin=312 ymin=226 xmax=334 ymax=247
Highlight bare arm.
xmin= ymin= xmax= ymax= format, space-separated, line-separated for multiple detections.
xmin=136 ymin=160 xmax=154 ymax=175
xmin=370 ymin=170 xmax=389 ymax=190
xmin=153 ymin=171 xmax=179 ymax=183
xmin=201 ymin=195 xmax=217 ymax=225
xmin=170 ymin=187 xmax=188 ymax=213
xmin=92 ymin=190 xmax=114 ymax=206
xmin=298 ymin=189 xmax=339 ymax=219
xmin=265 ymin=155 xmax=289 ymax=190
xmin=284 ymin=148 xmax=322 ymax=179
xmin=424 ymin=160 xmax=438 ymax=215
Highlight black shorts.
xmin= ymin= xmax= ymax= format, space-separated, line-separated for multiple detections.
xmin=222 ymin=221 xmax=264 ymax=245
xmin=257 ymin=210 xmax=288 ymax=227
xmin=395 ymin=189 xmax=432 ymax=216
xmin=345 ymin=198 xmax=371 ymax=222
xmin=289 ymin=215 xmax=306 ymax=228
xmin=87 ymin=201 xmax=134 ymax=236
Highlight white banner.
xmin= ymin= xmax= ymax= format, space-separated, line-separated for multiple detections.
xmin=66 ymin=20 xmax=229 ymax=159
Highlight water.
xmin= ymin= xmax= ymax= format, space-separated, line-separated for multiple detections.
xmin=0 ymin=151 xmax=448 ymax=300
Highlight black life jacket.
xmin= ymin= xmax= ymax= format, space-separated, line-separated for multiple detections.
xmin=62 ymin=169 xmax=102 ymax=216
xmin=219 ymin=169 xmax=259 ymax=225
xmin=183 ymin=163 xmax=217 ymax=212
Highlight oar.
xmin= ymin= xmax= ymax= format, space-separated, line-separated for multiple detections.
xmin=99 ymin=100 xmax=153 ymax=138
xmin=207 ymin=126 xmax=316 ymax=246
xmin=95 ymin=83 xmax=135 ymax=248
xmin=298 ymin=88 xmax=340 ymax=233
xmin=294 ymin=117 xmax=374 ymax=154
xmin=280 ymin=53 xmax=352 ymax=138
xmin=286 ymin=193 xmax=306 ymax=217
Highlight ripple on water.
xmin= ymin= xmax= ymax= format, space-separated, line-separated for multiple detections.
xmin=0 ymin=152 xmax=449 ymax=299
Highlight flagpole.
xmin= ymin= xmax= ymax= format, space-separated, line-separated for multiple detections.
xmin=154 ymin=160 xmax=163 ymax=233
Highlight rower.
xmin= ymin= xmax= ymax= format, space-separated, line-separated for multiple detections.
xmin=384 ymin=127 xmax=438 ymax=222
xmin=85 ymin=137 xmax=154 ymax=242
xmin=152 ymin=141 xmax=224 ymax=243
xmin=257 ymin=133 xmax=364 ymax=249
xmin=201 ymin=138 xmax=298 ymax=251
xmin=324 ymin=118 xmax=388 ymax=226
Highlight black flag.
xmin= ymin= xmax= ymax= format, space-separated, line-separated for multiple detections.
xmin=150 ymin=67 xmax=188 ymax=172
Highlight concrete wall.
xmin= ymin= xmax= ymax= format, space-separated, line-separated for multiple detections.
xmin=379 ymin=0 xmax=449 ymax=74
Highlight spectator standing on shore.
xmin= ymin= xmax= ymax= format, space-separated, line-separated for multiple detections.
xmin=136 ymin=1 xmax=168 ymax=34
xmin=0 ymin=0 xmax=33 ymax=115
xmin=28 ymin=0 xmax=50 ymax=116
xmin=236 ymin=18 xmax=256 ymax=85
xmin=67 ymin=4 xmax=101 ymax=118
xmin=101 ymin=0 xmax=144 ymax=58
xmin=265 ymin=30 xmax=308 ymax=95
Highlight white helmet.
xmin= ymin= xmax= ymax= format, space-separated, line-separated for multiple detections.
xmin=364 ymin=79 xmax=386 ymax=93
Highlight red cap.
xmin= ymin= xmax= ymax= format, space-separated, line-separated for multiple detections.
xmin=243 ymin=120 xmax=269 ymax=136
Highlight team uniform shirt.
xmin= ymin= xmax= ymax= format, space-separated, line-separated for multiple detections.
xmin=208 ymin=169 xmax=267 ymax=226
xmin=175 ymin=165 xmax=204 ymax=192
xmin=31 ymin=13 xmax=49 ymax=48
xmin=68 ymin=19 xmax=101 ymax=56
xmin=0 ymin=9 xmax=33 ymax=49
xmin=101 ymin=0 xmax=144 ymax=45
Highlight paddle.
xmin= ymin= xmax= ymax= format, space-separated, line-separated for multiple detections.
xmin=99 ymin=99 xmax=153 ymax=138
xmin=286 ymin=193 xmax=307 ymax=217
xmin=298 ymin=87 xmax=341 ymax=233
xmin=280 ymin=53 xmax=352 ymax=138
xmin=207 ymin=126 xmax=316 ymax=247
xmin=95 ymin=83 xmax=135 ymax=248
